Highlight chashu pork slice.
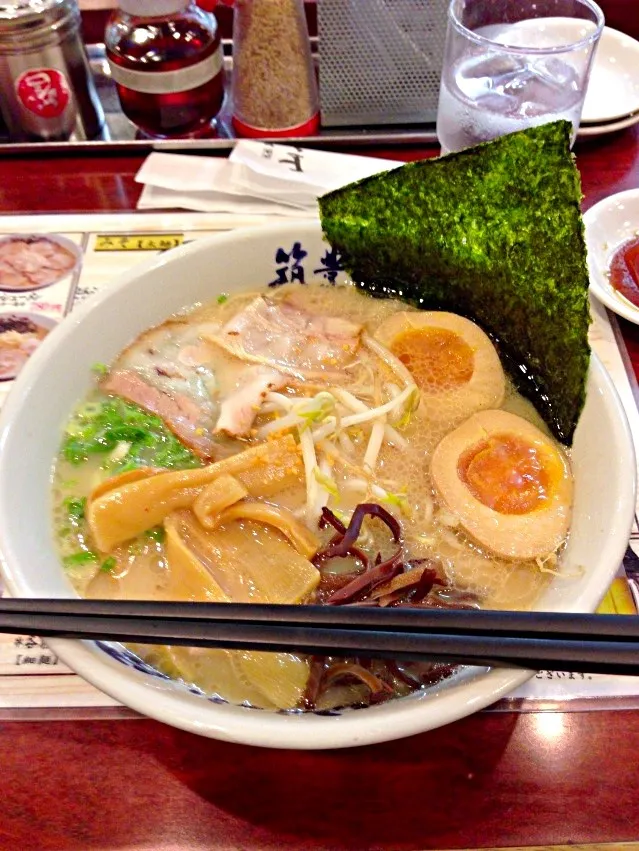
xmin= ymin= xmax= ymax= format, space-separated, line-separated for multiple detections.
xmin=102 ymin=369 xmax=218 ymax=460
xmin=206 ymin=296 xmax=363 ymax=381
xmin=101 ymin=319 xmax=223 ymax=460
xmin=215 ymin=365 xmax=286 ymax=437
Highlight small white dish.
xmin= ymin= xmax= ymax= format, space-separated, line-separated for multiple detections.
xmin=582 ymin=27 xmax=639 ymax=124
xmin=584 ymin=189 xmax=639 ymax=324
xmin=578 ymin=110 xmax=639 ymax=138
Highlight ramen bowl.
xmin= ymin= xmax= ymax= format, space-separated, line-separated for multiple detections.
xmin=0 ymin=221 xmax=634 ymax=749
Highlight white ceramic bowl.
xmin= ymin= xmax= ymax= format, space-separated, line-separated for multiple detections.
xmin=584 ymin=189 xmax=639 ymax=325
xmin=0 ymin=221 xmax=634 ymax=750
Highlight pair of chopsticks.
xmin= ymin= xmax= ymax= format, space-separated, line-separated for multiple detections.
xmin=2 ymin=598 xmax=639 ymax=675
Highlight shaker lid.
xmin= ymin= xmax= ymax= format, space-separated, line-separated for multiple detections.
xmin=118 ymin=0 xmax=190 ymax=15
xmin=0 ymin=0 xmax=66 ymax=17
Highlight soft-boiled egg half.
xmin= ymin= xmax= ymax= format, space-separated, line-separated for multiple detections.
xmin=431 ymin=409 xmax=573 ymax=560
xmin=375 ymin=311 xmax=505 ymax=425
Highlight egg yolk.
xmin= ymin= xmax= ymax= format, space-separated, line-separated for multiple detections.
xmin=391 ymin=328 xmax=474 ymax=391
xmin=458 ymin=433 xmax=553 ymax=515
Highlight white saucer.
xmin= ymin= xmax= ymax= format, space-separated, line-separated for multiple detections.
xmin=583 ymin=189 xmax=639 ymax=325
xmin=581 ymin=27 xmax=639 ymax=124
xmin=578 ymin=110 xmax=639 ymax=138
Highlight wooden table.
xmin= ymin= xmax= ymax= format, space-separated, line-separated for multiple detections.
xmin=0 ymin=130 xmax=638 ymax=851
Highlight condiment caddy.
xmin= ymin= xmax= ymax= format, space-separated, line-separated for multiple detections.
xmin=0 ymin=39 xmax=440 ymax=153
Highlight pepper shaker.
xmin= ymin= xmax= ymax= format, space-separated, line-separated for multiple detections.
xmin=0 ymin=0 xmax=105 ymax=142
xmin=231 ymin=0 xmax=319 ymax=138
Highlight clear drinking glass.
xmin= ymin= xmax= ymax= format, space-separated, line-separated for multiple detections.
xmin=436 ymin=0 xmax=604 ymax=154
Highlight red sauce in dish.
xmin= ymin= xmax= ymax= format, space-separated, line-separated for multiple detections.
xmin=609 ymin=236 xmax=639 ymax=307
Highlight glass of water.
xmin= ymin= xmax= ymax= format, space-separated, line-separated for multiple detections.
xmin=436 ymin=0 xmax=604 ymax=154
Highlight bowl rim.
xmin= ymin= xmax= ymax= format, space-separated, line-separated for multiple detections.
xmin=0 ymin=220 xmax=634 ymax=749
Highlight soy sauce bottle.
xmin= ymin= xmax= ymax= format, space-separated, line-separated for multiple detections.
xmin=105 ymin=0 xmax=224 ymax=138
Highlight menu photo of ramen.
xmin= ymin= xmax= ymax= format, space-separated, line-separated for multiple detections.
xmin=0 ymin=234 xmax=81 ymax=292
xmin=0 ymin=313 xmax=57 ymax=382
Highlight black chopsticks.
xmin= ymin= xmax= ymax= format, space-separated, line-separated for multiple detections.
xmin=2 ymin=598 xmax=639 ymax=676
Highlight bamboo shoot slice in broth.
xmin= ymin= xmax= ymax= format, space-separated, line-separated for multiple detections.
xmin=192 ymin=474 xmax=249 ymax=529
xmin=164 ymin=513 xmax=230 ymax=602
xmin=87 ymin=435 xmax=302 ymax=550
xmin=141 ymin=645 xmax=280 ymax=710
xmin=232 ymin=651 xmax=311 ymax=710
xmin=169 ymin=510 xmax=319 ymax=603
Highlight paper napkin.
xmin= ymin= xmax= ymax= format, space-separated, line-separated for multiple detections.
xmin=135 ymin=143 xmax=398 ymax=214
xmin=136 ymin=184 xmax=317 ymax=217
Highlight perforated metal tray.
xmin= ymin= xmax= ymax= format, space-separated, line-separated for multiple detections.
xmin=317 ymin=0 xmax=448 ymax=127
xmin=0 ymin=42 xmax=439 ymax=156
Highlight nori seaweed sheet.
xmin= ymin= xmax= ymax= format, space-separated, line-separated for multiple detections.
xmin=319 ymin=121 xmax=591 ymax=445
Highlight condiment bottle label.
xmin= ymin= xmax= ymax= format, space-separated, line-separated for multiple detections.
xmin=15 ymin=68 xmax=71 ymax=119
xmin=107 ymin=48 xmax=223 ymax=95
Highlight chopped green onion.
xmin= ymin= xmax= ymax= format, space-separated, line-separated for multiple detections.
xmin=91 ymin=362 xmax=109 ymax=376
xmin=217 ymin=293 xmax=229 ymax=304
xmin=144 ymin=526 xmax=166 ymax=543
xmin=100 ymin=556 xmax=117 ymax=573
xmin=63 ymin=496 xmax=86 ymax=521
xmin=61 ymin=397 xmax=201 ymax=471
xmin=63 ymin=551 xmax=98 ymax=567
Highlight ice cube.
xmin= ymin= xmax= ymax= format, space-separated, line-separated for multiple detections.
xmin=531 ymin=57 xmax=580 ymax=92
xmin=476 ymin=91 xmax=521 ymax=115
xmin=461 ymin=53 xmax=525 ymax=82
xmin=456 ymin=52 xmax=530 ymax=103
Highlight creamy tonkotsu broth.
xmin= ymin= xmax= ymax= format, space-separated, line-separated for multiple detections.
xmin=52 ymin=283 xmax=573 ymax=711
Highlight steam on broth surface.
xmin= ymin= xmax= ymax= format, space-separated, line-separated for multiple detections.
xmin=52 ymin=282 xmax=573 ymax=711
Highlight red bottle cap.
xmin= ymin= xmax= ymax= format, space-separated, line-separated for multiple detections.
xmin=232 ymin=112 xmax=321 ymax=139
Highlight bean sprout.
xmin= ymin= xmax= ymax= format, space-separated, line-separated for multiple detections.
xmin=362 ymin=333 xmax=415 ymax=389
xmin=312 ymin=457 xmax=337 ymax=519
xmin=312 ymin=385 xmax=418 ymax=442
xmin=333 ymin=388 xmax=407 ymax=449
xmin=363 ymin=417 xmax=387 ymax=473
xmin=264 ymin=391 xmax=295 ymax=411
xmin=257 ymin=391 xmax=336 ymax=440
xmin=299 ymin=427 xmax=320 ymax=528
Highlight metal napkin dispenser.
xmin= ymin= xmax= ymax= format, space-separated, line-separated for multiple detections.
xmin=317 ymin=0 xmax=448 ymax=128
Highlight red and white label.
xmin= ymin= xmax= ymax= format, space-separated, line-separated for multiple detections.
xmin=15 ymin=69 xmax=70 ymax=119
